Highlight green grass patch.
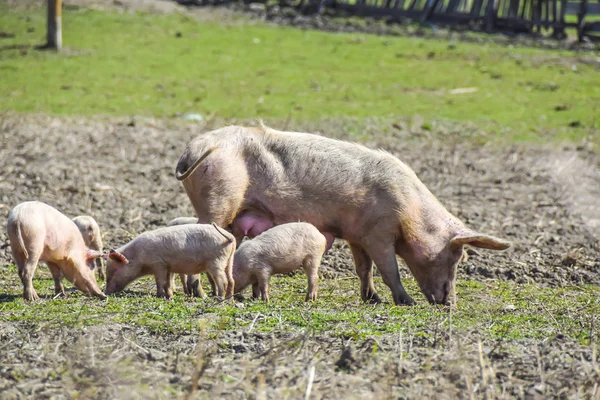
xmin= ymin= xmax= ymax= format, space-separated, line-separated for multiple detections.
xmin=0 ymin=5 xmax=599 ymax=143
xmin=1 ymin=264 xmax=598 ymax=345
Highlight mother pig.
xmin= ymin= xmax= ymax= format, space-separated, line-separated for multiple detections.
xmin=175 ymin=123 xmax=510 ymax=306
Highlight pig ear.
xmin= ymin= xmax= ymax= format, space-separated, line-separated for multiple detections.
xmin=108 ymin=250 xmax=129 ymax=264
xmin=450 ymin=230 xmax=511 ymax=251
xmin=86 ymin=249 xmax=104 ymax=260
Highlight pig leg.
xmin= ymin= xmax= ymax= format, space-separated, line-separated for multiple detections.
xmin=252 ymin=283 xmax=260 ymax=299
xmin=154 ymin=267 xmax=172 ymax=299
xmin=365 ymin=243 xmax=415 ymax=306
xmin=96 ymin=258 xmax=105 ymax=281
xmin=179 ymin=274 xmax=189 ymax=295
xmin=349 ymin=244 xmax=381 ymax=304
xmin=186 ymin=274 xmax=207 ymax=298
xmin=257 ymin=277 xmax=269 ymax=302
xmin=169 ymin=273 xmax=178 ymax=293
xmin=47 ymin=262 xmax=65 ymax=296
xmin=207 ymin=264 xmax=228 ymax=298
xmin=303 ymin=257 xmax=320 ymax=302
xmin=206 ymin=274 xmax=217 ymax=297
xmin=17 ymin=253 xmax=40 ymax=301
xmin=254 ymin=267 xmax=270 ymax=301
xmin=225 ymin=249 xmax=235 ymax=299
xmin=165 ymin=276 xmax=174 ymax=300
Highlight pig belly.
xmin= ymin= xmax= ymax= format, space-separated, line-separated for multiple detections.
xmin=233 ymin=212 xmax=273 ymax=238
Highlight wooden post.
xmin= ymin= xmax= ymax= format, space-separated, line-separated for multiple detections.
xmin=47 ymin=0 xmax=62 ymax=50
xmin=485 ymin=0 xmax=496 ymax=33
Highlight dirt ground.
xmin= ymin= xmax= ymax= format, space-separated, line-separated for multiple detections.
xmin=1 ymin=114 xmax=598 ymax=286
xmin=0 ymin=114 xmax=599 ymax=398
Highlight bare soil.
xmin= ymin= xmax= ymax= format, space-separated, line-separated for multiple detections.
xmin=0 ymin=114 xmax=599 ymax=398
xmin=2 ymin=114 xmax=597 ymax=286
xmin=1 ymin=322 xmax=599 ymax=399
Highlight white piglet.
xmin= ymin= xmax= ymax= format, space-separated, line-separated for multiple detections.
xmin=72 ymin=215 xmax=105 ymax=280
xmin=105 ymin=223 xmax=235 ymax=299
xmin=233 ymin=222 xmax=327 ymax=301
xmin=6 ymin=201 xmax=106 ymax=301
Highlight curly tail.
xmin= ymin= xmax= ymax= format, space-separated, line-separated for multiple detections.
xmin=175 ymin=146 xmax=216 ymax=181
xmin=15 ymin=223 xmax=29 ymax=260
xmin=211 ymin=222 xmax=233 ymax=243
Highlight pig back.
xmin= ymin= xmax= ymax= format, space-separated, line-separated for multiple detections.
xmin=9 ymin=201 xmax=86 ymax=257
xmin=178 ymin=126 xmax=436 ymax=241
xmin=118 ymin=224 xmax=234 ymax=269
xmin=250 ymin=130 xmax=421 ymax=235
xmin=72 ymin=215 xmax=103 ymax=251
xmin=238 ymin=222 xmax=326 ymax=271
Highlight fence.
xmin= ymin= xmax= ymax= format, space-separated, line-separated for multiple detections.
xmin=328 ymin=0 xmax=600 ymax=41
xmin=179 ymin=0 xmax=600 ymax=41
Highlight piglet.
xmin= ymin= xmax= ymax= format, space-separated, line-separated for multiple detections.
xmin=105 ymin=223 xmax=235 ymax=299
xmin=167 ymin=217 xmax=198 ymax=226
xmin=6 ymin=201 xmax=106 ymax=301
xmin=234 ymin=222 xmax=327 ymax=301
xmin=72 ymin=215 xmax=105 ymax=280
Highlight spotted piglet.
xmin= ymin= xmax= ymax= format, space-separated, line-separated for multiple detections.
xmin=233 ymin=222 xmax=327 ymax=301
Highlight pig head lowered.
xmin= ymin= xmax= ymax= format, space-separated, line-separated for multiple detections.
xmin=105 ymin=223 xmax=235 ymax=299
xmin=175 ymin=124 xmax=511 ymax=305
xmin=7 ymin=201 xmax=106 ymax=301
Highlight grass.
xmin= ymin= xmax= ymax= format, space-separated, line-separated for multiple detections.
xmin=1 ymin=264 xmax=598 ymax=345
xmin=0 ymin=4 xmax=599 ymax=144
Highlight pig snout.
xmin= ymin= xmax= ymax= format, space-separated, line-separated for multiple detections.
xmin=104 ymin=282 xmax=119 ymax=295
xmin=104 ymin=279 xmax=119 ymax=295
xmin=423 ymin=281 xmax=454 ymax=306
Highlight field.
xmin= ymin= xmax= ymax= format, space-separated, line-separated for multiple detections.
xmin=1 ymin=1 xmax=600 ymax=143
xmin=1 ymin=0 xmax=600 ymax=399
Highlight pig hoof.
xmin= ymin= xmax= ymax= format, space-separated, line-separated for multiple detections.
xmin=366 ymin=293 xmax=382 ymax=304
xmin=24 ymin=291 xmax=40 ymax=301
xmin=234 ymin=293 xmax=245 ymax=302
xmin=395 ymin=296 xmax=416 ymax=306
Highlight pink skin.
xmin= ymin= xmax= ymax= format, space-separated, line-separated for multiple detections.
xmin=7 ymin=201 xmax=106 ymax=301
xmin=176 ymin=125 xmax=511 ymax=306
xmin=232 ymin=222 xmax=327 ymax=302
xmin=105 ymin=223 xmax=236 ymax=299
xmin=231 ymin=211 xmax=274 ymax=243
xmin=231 ymin=210 xmax=335 ymax=252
